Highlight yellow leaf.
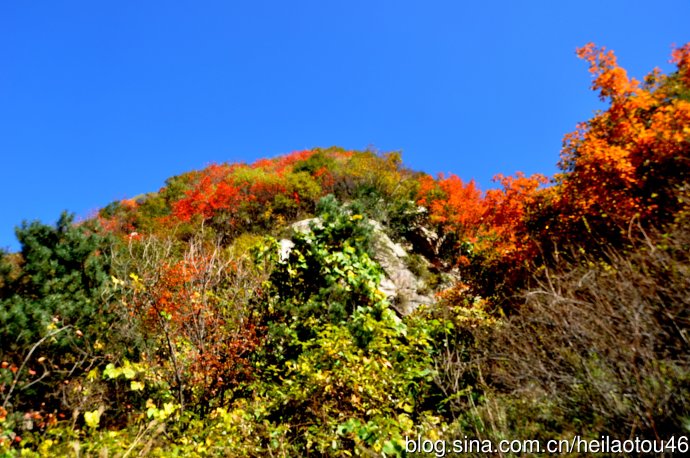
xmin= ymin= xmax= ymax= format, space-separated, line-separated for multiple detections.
xmin=84 ymin=408 xmax=102 ymax=429
xmin=87 ymin=368 xmax=100 ymax=381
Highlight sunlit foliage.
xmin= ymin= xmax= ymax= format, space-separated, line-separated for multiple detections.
xmin=2 ymin=43 xmax=690 ymax=456
xmin=553 ymin=43 xmax=690 ymax=242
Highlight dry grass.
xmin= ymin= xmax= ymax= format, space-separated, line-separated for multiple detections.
xmin=490 ymin=219 xmax=690 ymax=439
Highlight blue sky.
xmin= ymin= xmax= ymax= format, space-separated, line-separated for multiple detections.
xmin=1 ymin=1 xmax=689 ymax=250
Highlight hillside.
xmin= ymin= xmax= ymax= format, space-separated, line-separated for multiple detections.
xmin=1 ymin=43 xmax=690 ymax=457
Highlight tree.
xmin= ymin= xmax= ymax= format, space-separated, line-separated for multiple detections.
xmin=553 ymin=43 xmax=690 ymax=242
xmin=0 ymin=213 xmax=113 ymax=415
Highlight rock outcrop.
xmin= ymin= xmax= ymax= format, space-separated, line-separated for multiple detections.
xmin=283 ymin=217 xmax=435 ymax=315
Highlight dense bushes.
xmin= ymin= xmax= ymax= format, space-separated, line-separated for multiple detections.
xmin=246 ymin=196 xmax=442 ymax=455
xmin=0 ymin=214 xmax=120 ymax=444
xmin=431 ymin=217 xmax=690 ymax=456
xmin=495 ymin=220 xmax=690 ymax=439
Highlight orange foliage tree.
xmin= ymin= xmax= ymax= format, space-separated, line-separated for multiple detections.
xmin=417 ymin=172 xmax=545 ymax=263
xmin=554 ymin=43 xmax=690 ymax=240
xmin=172 ymin=164 xmax=243 ymax=222
xmin=417 ymin=174 xmax=485 ymax=235
xmin=483 ymin=172 xmax=547 ymax=261
xmin=417 ymin=171 xmax=546 ymax=300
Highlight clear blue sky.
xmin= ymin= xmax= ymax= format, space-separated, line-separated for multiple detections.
xmin=2 ymin=1 xmax=689 ymax=250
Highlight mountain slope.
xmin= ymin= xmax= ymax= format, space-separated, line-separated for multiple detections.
xmin=1 ymin=43 xmax=689 ymax=457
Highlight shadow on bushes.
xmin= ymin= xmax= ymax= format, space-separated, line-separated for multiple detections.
xmin=440 ymin=216 xmax=690 ymax=454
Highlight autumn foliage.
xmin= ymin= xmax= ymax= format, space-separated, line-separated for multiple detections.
xmin=2 ymin=43 xmax=690 ymax=456
xmin=121 ymin=237 xmax=261 ymax=410
xmin=554 ymin=43 xmax=690 ymax=241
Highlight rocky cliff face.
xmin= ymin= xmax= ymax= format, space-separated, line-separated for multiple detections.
xmin=282 ymin=217 xmax=438 ymax=315
xmin=367 ymin=220 xmax=435 ymax=315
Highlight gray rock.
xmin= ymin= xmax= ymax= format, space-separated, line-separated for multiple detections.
xmin=407 ymin=224 xmax=441 ymax=259
xmin=367 ymin=220 xmax=434 ymax=315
